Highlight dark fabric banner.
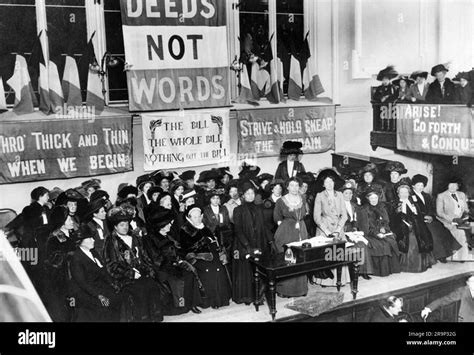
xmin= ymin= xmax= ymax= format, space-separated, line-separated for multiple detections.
xmin=237 ymin=105 xmax=336 ymax=157
xmin=0 ymin=116 xmax=133 ymax=184
xmin=396 ymin=104 xmax=474 ymax=157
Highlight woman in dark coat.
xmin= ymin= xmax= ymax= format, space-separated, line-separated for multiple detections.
xmin=143 ymin=206 xmax=202 ymax=315
xmin=358 ymin=188 xmax=401 ymax=277
xmin=411 ymin=174 xmax=461 ymax=262
xmin=340 ymin=181 xmax=373 ymax=280
xmin=425 ymin=64 xmax=457 ymax=104
xmin=136 ymin=174 xmax=155 ymax=222
xmin=20 ymin=187 xmax=51 ymax=299
xmin=274 ymin=141 xmax=306 ymax=181
xmin=69 ymin=224 xmax=120 ymax=322
xmin=262 ymin=179 xmax=285 ymax=237
xmin=373 ymin=66 xmax=398 ymax=103
xmin=390 ymin=181 xmax=436 ymax=273
xmin=202 ymin=190 xmax=232 ymax=255
xmin=232 ymin=182 xmax=275 ymax=304
xmin=179 ymin=205 xmax=231 ymax=309
xmin=84 ymin=198 xmax=110 ymax=258
xmin=103 ymin=205 xmax=164 ymax=322
xmin=44 ymin=206 xmax=77 ymax=322
xmin=384 ymin=161 xmax=408 ymax=210
xmin=356 ymin=163 xmax=387 ymax=205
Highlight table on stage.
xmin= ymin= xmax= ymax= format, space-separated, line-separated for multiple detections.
xmin=249 ymin=242 xmax=360 ymax=321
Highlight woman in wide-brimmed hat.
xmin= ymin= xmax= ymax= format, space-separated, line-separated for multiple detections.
xmin=393 ymin=76 xmax=414 ymax=102
xmin=103 ymin=205 xmax=165 ymax=322
xmin=407 ymin=71 xmax=429 ymax=102
xmin=357 ymin=187 xmax=401 ymax=277
xmin=436 ymin=175 xmax=471 ymax=261
xmin=44 ymin=205 xmax=77 ymax=321
xmin=69 ymin=224 xmax=121 ymax=322
xmin=56 ymin=188 xmax=86 ymax=231
xmin=426 ymin=63 xmax=456 ymax=104
xmin=143 ymin=205 xmax=202 ymax=315
xmin=356 ymin=163 xmax=387 ymax=205
xmin=390 ymin=179 xmax=436 ymax=273
xmin=373 ymin=65 xmax=399 ymax=103
xmin=274 ymin=141 xmax=306 ymax=181
xmin=410 ymin=174 xmax=462 ymax=263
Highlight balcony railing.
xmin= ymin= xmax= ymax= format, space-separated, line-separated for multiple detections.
xmin=370 ymin=102 xmax=397 ymax=150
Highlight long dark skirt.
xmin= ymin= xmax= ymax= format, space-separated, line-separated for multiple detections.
xmin=75 ymin=303 xmax=120 ymax=322
xmin=368 ymin=236 xmax=401 ymax=277
xmin=120 ymin=277 xmax=163 ymax=322
xmin=232 ymin=257 xmax=254 ymax=304
xmin=157 ymin=269 xmax=201 ymax=315
xmin=400 ymin=231 xmax=436 ymax=273
xmin=427 ymin=220 xmax=462 ymax=260
xmin=194 ymin=259 xmax=231 ymax=308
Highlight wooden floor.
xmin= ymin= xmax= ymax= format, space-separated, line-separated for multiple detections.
xmin=164 ymin=259 xmax=474 ymax=322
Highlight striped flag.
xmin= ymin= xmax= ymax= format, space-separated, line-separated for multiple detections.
xmin=7 ymin=55 xmax=36 ymax=115
xmin=287 ymin=54 xmax=302 ymax=100
xmin=250 ymin=61 xmax=261 ymax=100
xmin=235 ymin=64 xmax=259 ymax=106
xmin=62 ymin=56 xmax=82 ymax=107
xmin=48 ymin=60 xmax=64 ymax=110
xmin=301 ymin=32 xmax=324 ymax=100
xmin=0 ymin=77 xmax=7 ymax=112
xmin=84 ymin=32 xmax=104 ymax=115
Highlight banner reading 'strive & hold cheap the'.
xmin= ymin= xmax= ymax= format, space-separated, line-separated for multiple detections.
xmin=120 ymin=0 xmax=230 ymax=111
xmin=142 ymin=109 xmax=230 ymax=170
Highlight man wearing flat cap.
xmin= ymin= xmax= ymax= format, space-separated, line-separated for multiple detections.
xmin=274 ymin=141 xmax=306 ymax=181
xmin=426 ymin=64 xmax=456 ymax=104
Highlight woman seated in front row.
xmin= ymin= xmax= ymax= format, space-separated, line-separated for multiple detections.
xmin=69 ymin=224 xmax=121 ymax=322
xmin=179 ymin=205 xmax=231 ymax=309
xmin=357 ymin=187 xmax=401 ymax=277
xmin=103 ymin=205 xmax=165 ymax=322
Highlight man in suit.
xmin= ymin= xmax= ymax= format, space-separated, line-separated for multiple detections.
xmin=406 ymin=71 xmax=429 ymax=103
xmin=274 ymin=141 xmax=306 ymax=181
xmin=426 ymin=64 xmax=457 ymax=104
xmin=421 ymin=274 xmax=474 ymax=322
xmin=370 ymin=296 xmax=407 ymax=322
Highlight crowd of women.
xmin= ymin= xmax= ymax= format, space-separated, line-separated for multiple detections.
xmin=5 ymin=141 xmax=472 ymax=322
xmin=373 ymin=64 xmax=473 ymax=105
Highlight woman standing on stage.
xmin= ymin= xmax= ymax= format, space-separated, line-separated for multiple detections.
xmin=232 ymin=182 xmax=274 ymax=304
xmin=273 ymin=177 xmax=309 ymax=297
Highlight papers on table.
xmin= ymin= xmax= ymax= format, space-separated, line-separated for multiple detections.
xmin=286 ymin=236 xmax=335 ymax=248
xmin=345 ymin=231 xmax=369 ymax=245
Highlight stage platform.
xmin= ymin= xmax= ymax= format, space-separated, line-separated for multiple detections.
xmin=164 ymin=261 xmax=474 ymax=322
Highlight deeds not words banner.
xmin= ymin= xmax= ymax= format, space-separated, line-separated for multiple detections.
xmin=0 ymin=116 xmax=133 ymax=184
xmin=237 ymin=105 xmax=336 ymax=157
xmin=120 ymin=0 xmax=230 ymax=111
xmin=396 ymin=104 xmax=474 ymax=157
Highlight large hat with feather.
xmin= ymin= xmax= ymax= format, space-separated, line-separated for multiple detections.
xmin=385 ymin=161 xmax=407 ymax=174
xmin=376 ymin=65 xmax=398 ymax=81
xmin=107 ymin=204 xmax=134 ymax=226
xmin=314 ymin=168 xmax=345 ymax=193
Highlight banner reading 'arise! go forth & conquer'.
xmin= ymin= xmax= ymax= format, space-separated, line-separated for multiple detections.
xmin=120 ymin=0 xmax=230 ymax=111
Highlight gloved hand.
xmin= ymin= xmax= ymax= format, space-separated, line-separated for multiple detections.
xmin=452 ymin=218 xmax=464 ymax=225
xmin=219 ymin=251 xmax=228 ymax=265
